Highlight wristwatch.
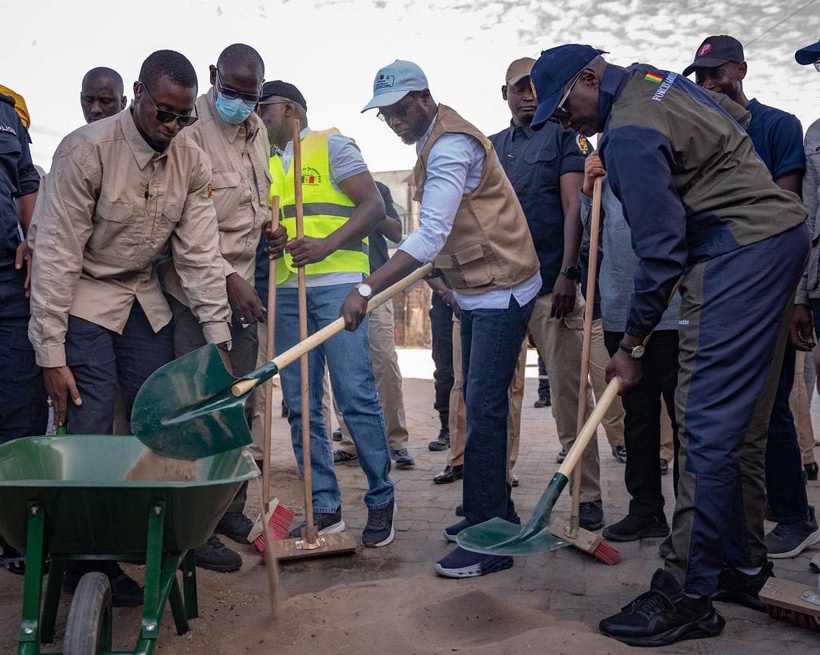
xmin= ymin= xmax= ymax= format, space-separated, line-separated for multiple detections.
xmin=216 ymin=340 xmax=232 ymax=352
xmin=356 ymin=282 xmax=373 ymax=300
xmin=559 ymin=265 xmax=579 ymax=280
xmin=618 ymin=341 xmax=645 ymax=359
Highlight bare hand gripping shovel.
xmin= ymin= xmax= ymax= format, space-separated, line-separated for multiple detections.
xmin=131 ymin=262 xmax=433 ymax=460
xmin=456 ymin=377 xmax=621 ymax=556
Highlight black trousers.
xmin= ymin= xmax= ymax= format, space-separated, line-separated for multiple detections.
xmin=430 ymin=295 xmax=454 ymax=428
xmin=604 ymin=330 xmax=680 ymax=517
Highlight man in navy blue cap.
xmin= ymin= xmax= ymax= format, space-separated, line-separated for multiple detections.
xmin=344 ymin=59 xmax=541 ymax=579
xmin=529 ymin=44 xmax=809 ymax=646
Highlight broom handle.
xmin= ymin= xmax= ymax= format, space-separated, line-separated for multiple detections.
xmin=230 ymin=263 xmax=433 ymax=396
xmin=293 ymin=120 xmax=319 ymax=544
xmin=262 ymin=195 xmax=280 ymax=508
xmin=569 ymin=175 xmax=603 ymax=533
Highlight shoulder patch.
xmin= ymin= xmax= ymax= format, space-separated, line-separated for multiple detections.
xmin=576 ymin=134 xmax=590 ymax=155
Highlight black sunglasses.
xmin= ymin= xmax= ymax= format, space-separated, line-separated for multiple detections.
xmin=139 ymin=82 xmax=199 ymax=127
xmin=216 ymin=70 xmax=261 ymax=104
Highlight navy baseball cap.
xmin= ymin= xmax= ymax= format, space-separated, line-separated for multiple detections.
xmin=260 ymin=81 xmax=307 ymax=111
xmin=531 ymin=44 xmax=606 ymax=130
xmin=796 ymin=39 xmax=820 ymax=65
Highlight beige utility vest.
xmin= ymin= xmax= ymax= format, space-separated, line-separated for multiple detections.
xmin=413 ymin=105 xmax=539 ymax=295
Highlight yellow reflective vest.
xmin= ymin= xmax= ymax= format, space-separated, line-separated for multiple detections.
xmin=270 ymin=129 xmax=369 ymax=284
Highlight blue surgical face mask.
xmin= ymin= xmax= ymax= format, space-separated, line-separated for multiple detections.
xmin=215 ymin=91 xmax=256 ymax=124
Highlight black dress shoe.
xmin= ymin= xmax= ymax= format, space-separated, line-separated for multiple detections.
xmin=433 ymin=465 xmax=463 ymax=484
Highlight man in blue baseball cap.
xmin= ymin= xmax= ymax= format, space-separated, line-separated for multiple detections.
xmin=345 ymin=59 xmax=542 ymax=579
xmin=530 ymin=44 xmax=809 ymax=646
xmin=796 ymin=38 xmax=820 ymax=68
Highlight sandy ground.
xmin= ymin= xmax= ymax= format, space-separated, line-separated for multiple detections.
xmin=2 ymin=361 xmax=820 ymax=654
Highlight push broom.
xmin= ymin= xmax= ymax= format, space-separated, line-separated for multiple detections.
xmin=548 ymin=175 xmax=620 ymax=565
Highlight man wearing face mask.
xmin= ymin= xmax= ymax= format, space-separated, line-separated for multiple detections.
xmin=159 ymin=43 xmax=273 ymax=573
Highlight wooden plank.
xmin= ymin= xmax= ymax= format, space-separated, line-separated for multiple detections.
xmin=266 ymin=532 xmax=358 ymax=561
xmin=759 ymin=578 xmax=820 ymax=616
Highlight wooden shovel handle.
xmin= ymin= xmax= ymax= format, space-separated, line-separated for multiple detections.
xmin=262 ymin=195 xmax=279 ymax=506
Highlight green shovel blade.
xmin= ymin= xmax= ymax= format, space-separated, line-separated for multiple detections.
xmin=456 ymin=473 xmax=571 ymax=556
xmin=131 ymin=344 xmax=258 ymax=460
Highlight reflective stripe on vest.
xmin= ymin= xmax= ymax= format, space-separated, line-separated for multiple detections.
xmin=270 ymin=129 xmax=369 ymax=284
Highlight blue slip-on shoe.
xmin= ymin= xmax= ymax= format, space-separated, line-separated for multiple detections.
xmin=434 ymin=546 xmax=514 ymax=578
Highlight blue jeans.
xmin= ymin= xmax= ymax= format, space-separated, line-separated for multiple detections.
xmin=65 ymin=302 xmax=174 ymax=434
xmin=765 ymin=344 xmax=810 ymax=523
xmin=0 ymin=274 xmax=47 ymax=443
xmin=460 ymin=296 xmax=535 ymax=525
xmin=275 ymin=283 xmax=393 ymax=512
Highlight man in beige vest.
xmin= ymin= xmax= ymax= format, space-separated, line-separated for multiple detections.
xmin=341 ymin=60 xmax=541 ymax=578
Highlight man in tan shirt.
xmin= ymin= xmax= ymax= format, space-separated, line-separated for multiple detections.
xmin=28 ymin=49 xmax=231 ymax=605
xmin=159 ymin=43 xmax=275 ymax=572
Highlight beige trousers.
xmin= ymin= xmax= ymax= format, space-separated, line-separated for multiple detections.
xmin=528 ymin=291 xmax=601 ymax=502
xmin=790 ymin=350 xmax=817 ymax=466
xmin=588 ymin=318 xmax=626 ymax=450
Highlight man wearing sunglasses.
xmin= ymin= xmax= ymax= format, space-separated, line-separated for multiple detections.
xmin=27 ymin=49 xmax=231 ymax=605
xmin=529 ymin=44 xmax=809 ymax=646
xmin=344 ymin=60 xmax=541 ymax=577
xmin=158 ymin=43 xmax=272 ymax=573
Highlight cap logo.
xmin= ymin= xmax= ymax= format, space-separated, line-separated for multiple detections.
xmin=374 ymin=74 xmax=395 ymax=91
xmin=698 ymin=43 xmax=712 ymax=56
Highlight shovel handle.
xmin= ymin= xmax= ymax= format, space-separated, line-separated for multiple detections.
xmin=558 ymin=377 xmax=621 ymax=479
xmin=230 ymin=262 xmax=434 ymax=396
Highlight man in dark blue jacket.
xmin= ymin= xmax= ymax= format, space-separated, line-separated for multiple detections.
xmin=530 ymin=44 xmax=808 ymax=647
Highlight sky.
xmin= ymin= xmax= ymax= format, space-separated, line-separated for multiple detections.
xmin=2 ymin=0 xmax=819 ymax=173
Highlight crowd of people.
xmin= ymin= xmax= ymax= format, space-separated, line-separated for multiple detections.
xmin=1 ymin=33 xmax=820 ymax=647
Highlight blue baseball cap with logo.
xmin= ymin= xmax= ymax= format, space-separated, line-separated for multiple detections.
xmin=530 ymin=44 xmax=607 ymax=130
xmin=796 ymin=39 xmax=820 ymax=65
xmin=362 ymin=60 xmax=429 ymax=112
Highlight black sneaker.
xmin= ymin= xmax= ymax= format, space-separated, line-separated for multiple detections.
xmin=215 ymin=511 xmax=253 ymax=544
xmin=333 ymin=449 xmax=359 ymax=466
xmin=455 ymin=504 xmax=464 ymax=517
xmin=362 ymin=500 xmax=396 ymax=547
xmin=579 ymin=501 xmax=604 ymax=531
xmin=1 ymin=546 xmax=26 ymax=575
xmin=599 ymin=569 xmax=725 ymax=647
xmin=288 ymin=506 xmax=346 ymax=539
xmin=556 ymin=447 xmax=567 ymax=464
xmin=428 ymin=429 xmax=450 ymax=452
xmin=711 ymin=561 xmax=774 ymax=612
xmin=63 ymin=561 xmax=144 ymax=607
xmin=612 ymin=445 xmax=627 ymax=463
xmin=603 ymin=513 xmax=669 ymax=542
xmin=534 ymin=395 xmax=551 ymax=408
xmin=658 ymin=535 xmax=672 ymax=558
xmin=391 ymin=448 xmax=415 ymax=470
xmin=660 ymin=459 xmax=669 ymax=476
xmin=806 ymin=462 xmax=819 ymax=481
xmin=765 ymin=506 xmax=820 ymax=559
xmin=194 ymin=534 xmax=242 ymax=572
xmin=434 ymin=546 xmax=513 ymax=578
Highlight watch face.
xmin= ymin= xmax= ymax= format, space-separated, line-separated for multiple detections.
xmin=631 ymin=344 xmax=645 ymax=359
xmin=358 ymin=283 xmax=373 ymax=299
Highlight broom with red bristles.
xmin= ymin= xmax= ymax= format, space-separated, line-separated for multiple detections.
xmin=547 ymin=175 xmax=620 ymax=566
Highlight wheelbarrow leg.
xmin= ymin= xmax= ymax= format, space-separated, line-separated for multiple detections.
xmin=18 ymin=501 xmax=45 ymax=655
xmin=135 ymin=501 xmax=188 ymax=655
xmin=178 ymin=549 xmax=198 ymax=620
xmin=40 ymin=557 xmax=67 ymax=644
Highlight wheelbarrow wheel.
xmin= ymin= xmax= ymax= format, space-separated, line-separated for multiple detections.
xmin=63 ymin=572 xmax=113 ymax=655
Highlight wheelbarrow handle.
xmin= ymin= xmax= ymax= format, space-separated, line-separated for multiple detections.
xmin=230 ymin=262 xmax=435 ymax=397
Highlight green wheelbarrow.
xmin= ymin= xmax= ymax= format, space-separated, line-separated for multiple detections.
xmin=0 ymin=434 xmax=258 ymax=655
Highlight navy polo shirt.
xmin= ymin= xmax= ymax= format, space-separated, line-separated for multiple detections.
xmin=489 ymin=120 xmax=589 ymax=293
xmin=0 ymin=94 xmax=39 ymax=280
xmin=747 ymin=99 xmax=804 ymax=180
